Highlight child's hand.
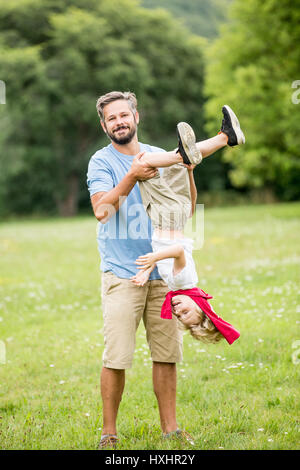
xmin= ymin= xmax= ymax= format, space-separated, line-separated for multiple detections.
xmin=135 ymin=252 xmax=157 ymax=270
xmin=130 ymin=268 xmax=151 ymax=287
xmin=182 ymin=163 xmax=196 ymax=171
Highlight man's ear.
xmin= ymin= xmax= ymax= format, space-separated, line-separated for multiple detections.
xmin=100 ymin=119 xmax=107 ymax=134
xmin=135 ymin=111 xmax=140 ymax=125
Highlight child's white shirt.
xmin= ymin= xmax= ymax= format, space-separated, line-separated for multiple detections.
xmin=151 ymin=233 xmax=198 ymax=291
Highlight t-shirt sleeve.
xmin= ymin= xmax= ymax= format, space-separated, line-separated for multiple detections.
xmin=87 ymin=156 xmax=114 ymax=197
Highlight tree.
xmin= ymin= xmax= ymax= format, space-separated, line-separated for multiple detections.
xmin=141 ymin=0 xmax=231 ymax=39
xmin=204 ymin=0 xmax=300 ymax=201
xmin=0 ymin=0 xmax=206 ymax=216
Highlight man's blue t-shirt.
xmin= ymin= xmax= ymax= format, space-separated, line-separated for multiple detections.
xmin=87 ymin=142 xmax=164 ymax=280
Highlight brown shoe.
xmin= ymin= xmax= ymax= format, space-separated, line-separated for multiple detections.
xmin=163 ymin=428 xmax=195 ymax=446
xmin=98 ymin=434 xmax=119 ymax=450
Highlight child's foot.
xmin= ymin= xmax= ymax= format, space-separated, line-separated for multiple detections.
xmin=176 ymin=122 xmax=203 ymax=165
xmin=130 ymin=267 xmax=152 ymax=287
xmin=220 ymin=105 xmax=245 ymax=146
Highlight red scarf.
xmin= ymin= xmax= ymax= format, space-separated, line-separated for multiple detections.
xmin=161 ymin=287 xmax=240 ymax=345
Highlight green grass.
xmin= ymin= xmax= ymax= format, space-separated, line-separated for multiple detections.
xmin=0 ymin=203 xmax=299 ymax=450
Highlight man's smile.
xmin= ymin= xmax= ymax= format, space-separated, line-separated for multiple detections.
xmin=114 ymin=125 xmax=129 ymax=133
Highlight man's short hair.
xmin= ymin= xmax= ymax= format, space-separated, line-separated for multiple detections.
xmin=96 ymin=91 xmax=137 ymax=121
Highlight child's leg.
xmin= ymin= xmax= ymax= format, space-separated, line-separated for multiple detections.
xmin=140 ymin=132 xmax=230 ymax=169
xmin=140 ymin=121 xmax=202 ymax=168
xmin=142 ymin=131 xmax=231 ymax=167
xmin=140 ymin=150 xmax=183 ymax=168
xmin=196 ymin=133 xmax=228 ymax=159
xmin=197 ymin=105 xmax=245 ymax=157
xmin=141 ymin=104 xmax=245 ymax=169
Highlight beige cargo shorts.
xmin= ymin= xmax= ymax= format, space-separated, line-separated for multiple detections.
xmin=101 ymin=271 xmax=183 ymax=369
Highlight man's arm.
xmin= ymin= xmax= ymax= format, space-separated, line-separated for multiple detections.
xmin=91 ymin=152 xmax=158 ymax=223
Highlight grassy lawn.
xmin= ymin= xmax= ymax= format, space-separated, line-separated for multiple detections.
xmin=0 ymin=202 xmax=299 ymax=450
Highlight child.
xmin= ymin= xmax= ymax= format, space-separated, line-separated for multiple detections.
xmin=131 ymin=105 xmax=243 ymax=344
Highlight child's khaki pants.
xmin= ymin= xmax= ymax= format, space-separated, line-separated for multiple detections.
xmin=139 ymin=164 xmax=191 ymax=230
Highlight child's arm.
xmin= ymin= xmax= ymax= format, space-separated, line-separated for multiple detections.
xmin=181 ymin=163 xmax=197 ymax=216
xmin=135 ymin=244 xmax=186 ymax=276
xmin=130 ymin=263 xmax=156 ymax=287
xmin=187 ymin=165 xmax=197 ymax=217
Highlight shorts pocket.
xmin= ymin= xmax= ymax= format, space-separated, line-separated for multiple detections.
xmin=101 ymin=271 xmax=122 ymax=298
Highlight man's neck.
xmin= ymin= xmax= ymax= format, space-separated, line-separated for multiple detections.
xmin=111 ymin=136 xmax=140 ymax=156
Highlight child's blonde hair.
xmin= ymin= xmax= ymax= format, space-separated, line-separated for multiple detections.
xmin=180 ymin=306 xmax=223 ymax=344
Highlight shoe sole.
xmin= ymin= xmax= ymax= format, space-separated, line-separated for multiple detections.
xmin=177 ymin=122 xmax=202 ymax=165
xmin=223 ymin=105 xmax=245 ymax=145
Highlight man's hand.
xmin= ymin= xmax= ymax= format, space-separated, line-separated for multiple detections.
xmin=129 ymin=152 xmax=158 ymax=181
xmin=135 ymin=252 xmax=157 ymax=270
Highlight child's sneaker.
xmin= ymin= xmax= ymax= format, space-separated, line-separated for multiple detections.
xmin=220 ymin=105 xmax=245 ymax=146
xmin=176 ymin=122 xmax=202 ymax=165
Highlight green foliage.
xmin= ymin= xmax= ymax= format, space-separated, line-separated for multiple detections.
xmin=0 ymin=0 xmax=206 ymax=216
xmin=1 ymin=0 xmax=298 ymax=216
xmin=205 ymin=0 xmax=300 ymax=200
xmin=141 ymin=0 xmax=231 ymax=39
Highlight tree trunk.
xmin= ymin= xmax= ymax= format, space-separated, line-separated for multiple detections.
xmin=57 ymin=172 xmax=79 ymax=217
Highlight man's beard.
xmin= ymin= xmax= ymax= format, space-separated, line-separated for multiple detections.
xmin=105 ymin=122 xmax=137 ymax=145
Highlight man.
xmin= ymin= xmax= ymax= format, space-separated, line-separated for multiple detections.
xmin=87 ymin=91 xmax=245 ymax=449
xmin=87 ymin=91 xmax=189 ymax=449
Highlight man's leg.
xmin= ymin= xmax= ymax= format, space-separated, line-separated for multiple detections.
xmin=100 ymin=367 xmax=125 ymax=435
xmin=143 ymin=280 xmax=183 ymax=433
xmin=100 ymin=272 xmax=148 ymax=441
xmin=152 ymin=362 xmax=178 ymax=433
